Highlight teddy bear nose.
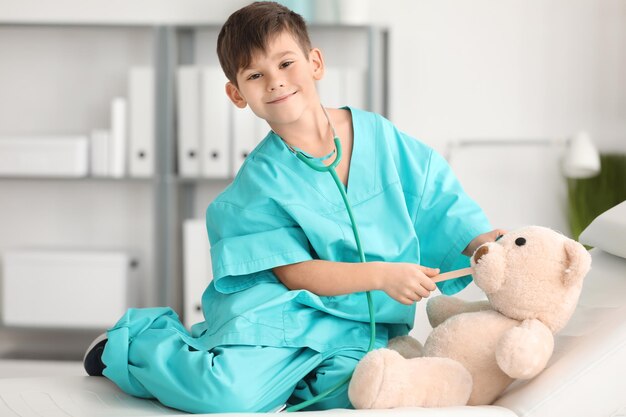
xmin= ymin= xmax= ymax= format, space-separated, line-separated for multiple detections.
xmin=473 ymin=245 xmax=489 ymax=263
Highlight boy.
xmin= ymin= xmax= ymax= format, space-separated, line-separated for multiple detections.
xmin=84 ymin=1 xmax=503 ymax=413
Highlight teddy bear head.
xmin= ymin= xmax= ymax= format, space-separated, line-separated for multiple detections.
xmin=470 ymin=225 xmax=591 ymax=333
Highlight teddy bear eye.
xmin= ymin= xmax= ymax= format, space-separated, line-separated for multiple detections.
xmin=515 ymin=237 xmax=526 ymax=246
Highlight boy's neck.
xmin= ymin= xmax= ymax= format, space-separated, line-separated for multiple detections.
xmin=270 ymin=105 xmax=335 ymax=154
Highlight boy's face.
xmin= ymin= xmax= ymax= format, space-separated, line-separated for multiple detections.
xmin=225 ymin=31 xmax=324 ymax=127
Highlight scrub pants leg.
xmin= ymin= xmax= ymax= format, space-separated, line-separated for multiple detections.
xmin=101 ymin=307 xmax=321 ymax=413
xmin=289 ymin=348 xmax=365 ymax=410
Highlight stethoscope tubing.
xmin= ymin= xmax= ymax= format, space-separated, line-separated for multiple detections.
xmin=284 ymin=108 xmax=376 ymax=412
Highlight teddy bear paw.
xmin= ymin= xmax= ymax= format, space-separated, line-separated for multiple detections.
xmin=496 ymin=319 xmax=554 ymax=379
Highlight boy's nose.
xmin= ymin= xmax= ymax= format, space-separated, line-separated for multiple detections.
xmin=266 ymin=73 xmax=285 ymax=91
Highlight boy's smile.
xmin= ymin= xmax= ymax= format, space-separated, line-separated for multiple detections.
xmin=267 ymin=91 xmax=297 ymax=104
xmin=225 ymin=31 xmax=324 ymax=129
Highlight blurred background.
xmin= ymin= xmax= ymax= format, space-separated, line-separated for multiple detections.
xmin=0 ymin=0 xmax=624 ymax=371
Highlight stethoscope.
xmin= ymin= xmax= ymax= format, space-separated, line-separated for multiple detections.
xmin=282 ymin=106 xmax=376 ymax=412
xmin=279 ymin=106 xmax=473 ymax=412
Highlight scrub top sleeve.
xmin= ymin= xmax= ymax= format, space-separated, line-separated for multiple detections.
xmin=206 ymin=201 xmax=313 ymax=294
xmin=414 ymin=150 xmax=492 ymax=295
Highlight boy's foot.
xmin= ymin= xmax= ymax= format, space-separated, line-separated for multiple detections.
xmin=83 ymin=332 xmax=108 ymax=376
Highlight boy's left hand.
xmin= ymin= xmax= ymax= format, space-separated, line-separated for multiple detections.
xmin=463 ymin=229 xmax=507 ymax=257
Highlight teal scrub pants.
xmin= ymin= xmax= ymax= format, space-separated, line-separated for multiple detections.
xmin=101 ymin=307 xmax=365 ymax=413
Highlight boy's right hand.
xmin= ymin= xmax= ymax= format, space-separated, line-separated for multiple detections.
xmin=377 ymin=262 xmax=439 ymax=305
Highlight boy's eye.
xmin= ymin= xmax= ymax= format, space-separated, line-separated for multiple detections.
xmin=280 ymin=61 xmax=294 ymax=69
xmin=247 ymin=73 xmax=261 ymax=81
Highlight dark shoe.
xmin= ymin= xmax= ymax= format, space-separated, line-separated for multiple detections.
xmin=83 ymin=333 xmax=108 ymax=376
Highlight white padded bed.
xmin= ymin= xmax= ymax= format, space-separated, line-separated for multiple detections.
xmin=1 ymin=245 xmax=625 ymax=417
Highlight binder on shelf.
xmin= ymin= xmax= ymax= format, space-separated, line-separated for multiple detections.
xmin=318 ymin=67 xmax=367 ymax=110
xmin=182 ymin=218 xmax=212 ymax=329
xmin=110 ymin=97 xmax=128 ymax=178
xmin=200 ymin=67 xmax=231 ymax=179
xmin=177 ymin=66 xmax=201 ymax=178
xmin=128 ymin=67 xmax=155 ymax=178
xmin=0 ymin=136 xmax=88 ymax=178
xmin=1 ymin=249 xmax=136 ymax=328
xmin=90 ymin=129 xmax=110 ymax=177
xmin=344 ymin=67 xmax=367 ymax=110
xmin=232 ymin=106 xmax=268 ymax=177
xmin=318 ymin=66 xmax=343 ymax=108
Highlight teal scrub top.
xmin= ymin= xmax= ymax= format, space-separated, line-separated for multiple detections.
xmin=192 ymin=107 xmax=491 ymax=353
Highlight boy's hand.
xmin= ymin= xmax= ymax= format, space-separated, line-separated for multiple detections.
xmin=377 ymin=263 xmax=439 ymax=305
xmin=462 ymin=228 xmax=507 ymax=257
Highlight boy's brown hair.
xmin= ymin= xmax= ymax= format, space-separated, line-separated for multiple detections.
xmin=217 ymin=1 xmax=312 ymax=87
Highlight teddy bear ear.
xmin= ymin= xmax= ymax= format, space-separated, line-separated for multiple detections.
xmin=561 ymin=239 xmax=592 ymax=287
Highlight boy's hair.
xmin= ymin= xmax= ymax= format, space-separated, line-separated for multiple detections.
xmin=217 ymin=1 xmax=312 ymax=86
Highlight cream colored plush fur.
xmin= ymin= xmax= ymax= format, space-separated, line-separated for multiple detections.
xmin=348 ymin=226 xmax=592 ymax=409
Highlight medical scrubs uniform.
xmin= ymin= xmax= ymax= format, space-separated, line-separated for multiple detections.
xmin=101 ymin=107 xmax=491 ymax=413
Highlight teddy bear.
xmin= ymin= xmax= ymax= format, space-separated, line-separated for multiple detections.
xmin=348 ymin=225 xmax=592 ymax=409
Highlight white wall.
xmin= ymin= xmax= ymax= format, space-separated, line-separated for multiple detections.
xmin=1 ymin=0 xmax=624 ymax=154
xmin=369 ymin=0 xmax=626 ymax=155
xmin=0 ymin=0 xmax=245 ymax=24
xmin=365 ymin=0 xmax=626 ymax=342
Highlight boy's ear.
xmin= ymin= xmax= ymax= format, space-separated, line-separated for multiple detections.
xmin=309 ymin=48 xmax=325 ymax=81
xmin=225 ymin=81 xmax=247 ymax=108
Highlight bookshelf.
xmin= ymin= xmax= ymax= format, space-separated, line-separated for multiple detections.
xmin=0 ymin=20 xmax=388 ymax=359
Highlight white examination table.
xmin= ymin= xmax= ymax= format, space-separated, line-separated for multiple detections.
xmin=1 ymin=248 xmax=625 ymax=417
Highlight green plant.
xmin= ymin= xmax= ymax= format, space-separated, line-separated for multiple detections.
xmin=567 ymin=153 xmax=626 ymax=240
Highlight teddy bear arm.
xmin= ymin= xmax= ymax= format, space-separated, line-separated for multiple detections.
xmin=427 ymin=296 xmax=492 ymax=328
xmin=496 ymin=319 xmax=554 ymax=379
xmin=387 ymin=335 xmax=424 ymax=359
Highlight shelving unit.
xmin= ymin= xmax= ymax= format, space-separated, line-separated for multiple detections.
xmin=0 ymin=19 xmax=388 ymax=359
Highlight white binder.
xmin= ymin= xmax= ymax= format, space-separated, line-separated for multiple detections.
xmin=0 ymin=136 xmax=88 ymax=178
xmin=176 ymin=66 xmax=201 ymax=178
xmin=128 ymin=67 xmax=155 ymax=178
xmin=344 ymin=67 xmax=367 ymax=110
xmin=231 ymin=106 xmax=268 ymax=177
xmin=90 ymin=130 xmax=110 ymax=177
xmin=109 ymin=97 xmax=127 ymax=178
xmin=2 ymin=250 xmax=135 ymax=328
xmin=200 ymin=67 xmax=231 ymax=179
xmin=318 ymin=66 xmax=343 ymax=108
xmin=182 ymin=218 xmax=212 ymax=329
